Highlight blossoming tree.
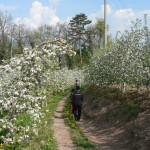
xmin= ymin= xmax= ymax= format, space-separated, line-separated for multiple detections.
xmin=0 ymin=38 xmax=84 ymax=146
xmin=87 ymin=19 xmax=150 ymax=90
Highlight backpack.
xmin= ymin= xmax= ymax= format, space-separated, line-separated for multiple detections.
xmin=73 ymin=91 xmax=83 ymax=106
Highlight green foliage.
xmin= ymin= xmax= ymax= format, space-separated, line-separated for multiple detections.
xmin=69 ymin=13 xmax=92 ymax=34
xmin=63 ymin=97 xmax=77 ymax=128
xmin=85 ymin=85 xmax=123 ymax=101
xmin=69 ymin=13 xmax=92 ymax=64
xmin=66 ymin=55 xmax=75 ymax=69
xmin=95 ymin=18 xmax=105 ymax=48
xmin=73 ymin=132 xmax=96 ymax=150
xmin=0 ymin=110 xmax=8 ymax=118
xmin=0 ymin=129 xmax=9 ymax=144
xmin=72 ymin=48 xmax=91 ymax=68
xmin=15 ymin=113 xmax=33 ymax=127
xmin=123 ymin=103 xmax=141 ymax=119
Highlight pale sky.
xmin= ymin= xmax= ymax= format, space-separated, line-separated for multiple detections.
xmin=0 ymin=0 xmax=150 ymax=36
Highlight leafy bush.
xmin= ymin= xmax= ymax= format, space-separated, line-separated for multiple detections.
xmin=123 ymin=103 xmax=141 ymax=119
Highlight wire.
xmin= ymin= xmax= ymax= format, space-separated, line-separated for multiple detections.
xmin=110 ymin=0 xmax=129 ymax=32
xmin=111 ymin=0 xmax=135 ymax=27
xmin=118 ymin=0 xmax=135 ymax=22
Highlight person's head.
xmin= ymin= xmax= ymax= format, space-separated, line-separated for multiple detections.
xmin=76 ymin=85 xmax=80 ymax=90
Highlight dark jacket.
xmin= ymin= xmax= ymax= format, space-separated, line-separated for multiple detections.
xmin=73 ymin=90 xmax=83 ymax=106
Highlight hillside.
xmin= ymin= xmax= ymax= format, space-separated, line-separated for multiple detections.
xmin=81 ymin=85 xmax=150 ymax=150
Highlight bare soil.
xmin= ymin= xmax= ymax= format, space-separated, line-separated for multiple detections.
xmin=52 ymin=97 xmax=75 ymax=150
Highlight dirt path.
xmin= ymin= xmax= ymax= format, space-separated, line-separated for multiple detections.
xmin=52 ymin=97 xmax=128 ymax=150
xmin=77 ymin=116 xmax=127 ymax=150
xmin=52 ymin=97 xmax=75 ymax=150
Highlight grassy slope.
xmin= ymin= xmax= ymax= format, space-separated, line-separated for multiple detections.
xmin=82 ymin=85 xmax=150 ymax=149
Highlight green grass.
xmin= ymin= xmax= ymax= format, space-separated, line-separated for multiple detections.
xmin=63 ymin=97 xmax=96 ymax=150
xmin=0 ymin=110 xmax=8 ymax=118
xmin=15 ymin=113 xmax=33 ymax=127
xmin=123 ymin=103 xmax=141 ymax=119
xmin=84 ymin=85 xmax=124 ymax=103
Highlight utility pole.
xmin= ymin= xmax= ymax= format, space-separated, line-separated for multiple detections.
xmin=11 ymin=38 xmax=13 ymax=58
xmin=104 ymin=0 xmax=107 ymax=47
xmin=144 ymin=14 xmax=149 ymax=49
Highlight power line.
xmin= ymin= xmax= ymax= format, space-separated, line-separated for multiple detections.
xmin=104 ymin=0 xmax=107 ymax=46
xmin=111 ymin=0 xmax=134 ymax=24
xmin=119 ymin=0 xmax=135 ymax=21
xmin=109 ymin=0 xmax=134 ymax=36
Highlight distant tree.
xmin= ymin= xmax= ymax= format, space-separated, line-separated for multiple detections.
xmin=7 ymin=24 xmax=16 ymax=58
xmin=69 ymin=13 xmax=91 ymax=63
xmin=25 ymin=29 xmax=36 ymax=49
xmin=0 ymin=11 xmax=13 ymax=63
xmin=13 ymin=23 xmax=28 ymax=54
xmin=95 ymin=18 xmax=105 ymax=48
xmin=37 ymin=24 xmax=52 ymax=42
xmin=85 ymin=26 xmax=95 ymax=55
xmin=50 ymin=23 xmax=69 ymax=39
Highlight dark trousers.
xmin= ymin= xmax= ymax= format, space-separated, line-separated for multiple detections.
xmin=74 ymin=104 xmax=82 ymax=121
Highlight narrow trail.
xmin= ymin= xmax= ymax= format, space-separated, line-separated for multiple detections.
xmin=52 ymin=97 xmax=75 ymax=150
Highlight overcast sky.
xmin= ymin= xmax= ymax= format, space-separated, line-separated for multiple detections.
xmin=0 ymin=0 xmax=150 ymax=36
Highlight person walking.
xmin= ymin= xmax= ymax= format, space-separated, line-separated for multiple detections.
xmin=73 ymin=86 xmax=83 ymax=121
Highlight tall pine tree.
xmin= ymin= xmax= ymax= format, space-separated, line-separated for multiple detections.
xmin=69 ymin=13 xmax=91 ymax=63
